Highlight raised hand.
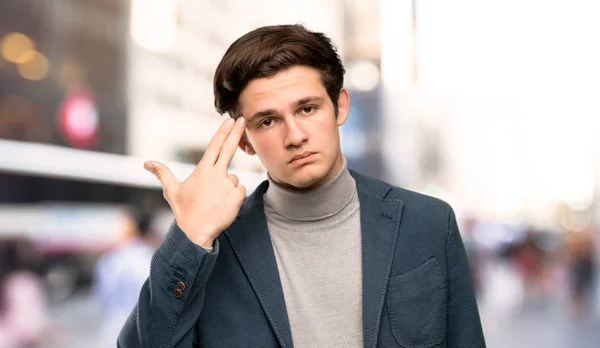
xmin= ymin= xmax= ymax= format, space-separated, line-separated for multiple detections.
xmin=144 ymin=117 xmax=247 ymax=248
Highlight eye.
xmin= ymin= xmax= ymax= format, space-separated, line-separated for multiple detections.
xmin=260 ymin=118 xmax=274 ymax=128
xmin=300 ymin=106 xmax=315 ymax=114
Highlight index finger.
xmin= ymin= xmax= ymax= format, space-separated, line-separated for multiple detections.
xmin=201 ymin=118 xmax=235 ymax=166
xmin=216 ymin=117 xmax=246 ymax=169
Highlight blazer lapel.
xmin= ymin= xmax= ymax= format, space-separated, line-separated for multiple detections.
xmin=352 ymin=171 xmax=404 ymax=348
xmin=224 ymin=181 xmax=294 ymax=348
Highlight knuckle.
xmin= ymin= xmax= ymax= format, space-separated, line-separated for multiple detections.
xmin=215 ymin=130 xmax=229 ymax=140
xmin=223 ymin=142 xmax=234 ymax=151
xmin=155 ymin=166 xmax=169 ymax=181
xmin=220 ymin=147 xmax=232 ymax=159
xmin=162 ymin=185 xmax=172 ymax=200
xmin=227 ymin=144 xmax=238 ymax=155
xmin=207 ymin=143 xmax=221 ymax=152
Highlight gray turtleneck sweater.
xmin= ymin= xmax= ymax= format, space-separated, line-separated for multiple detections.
xmin=263 ymin=157 xmax=362 ymax=348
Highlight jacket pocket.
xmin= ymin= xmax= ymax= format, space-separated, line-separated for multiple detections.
xmin=386 ymin=258 xmax=447 ymax=347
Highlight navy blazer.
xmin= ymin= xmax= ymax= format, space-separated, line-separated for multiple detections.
xmin=119 ymin=170 xmax=486 ymax=347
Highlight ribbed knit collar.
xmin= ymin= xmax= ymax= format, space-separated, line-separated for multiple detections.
xmin=264 ymin=156 xmax=356 ymax=221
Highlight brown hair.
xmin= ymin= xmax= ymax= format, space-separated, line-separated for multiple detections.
xmin=213 ymin=24 xmax=345 ymax=118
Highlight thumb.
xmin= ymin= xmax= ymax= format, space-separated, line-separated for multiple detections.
xmin=144 ymin=161 xmax=178 ymax=189
xmin=236 ymin=184 xmax=247 ymax=199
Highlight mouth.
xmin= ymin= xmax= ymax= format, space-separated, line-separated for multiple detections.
xmin=289 ymin=152 xmax=316 ymax=164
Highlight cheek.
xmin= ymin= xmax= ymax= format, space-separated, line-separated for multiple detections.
xmin=313 ymin=117 xmax=340 ymax=143
xmin=249 ymin=133 xmax=279 ymax=158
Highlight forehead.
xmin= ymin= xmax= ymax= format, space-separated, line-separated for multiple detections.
xmin=239 ymin=66 xmax=327 ymax=111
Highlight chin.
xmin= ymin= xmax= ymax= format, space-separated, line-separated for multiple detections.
xmin=270 ymin=158 xmax=338 ymax=190
xmin=290 ymin=178 xmax=319 ymax=189
xmin=287 ymin=171 xmax=328 ymax=190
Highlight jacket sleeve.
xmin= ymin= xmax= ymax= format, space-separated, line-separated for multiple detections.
xmin=445 ymin=206 xmax=487 ymax=348
xmin=118 ymin=222 xmax=219 ymax=348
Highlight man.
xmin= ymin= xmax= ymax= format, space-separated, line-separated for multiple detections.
xmin=119 ymin=24 xmax=485 ymax=348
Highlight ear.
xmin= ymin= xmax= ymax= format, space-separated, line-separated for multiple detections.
xmin=336 ymin=88 xmax=350 ymax=126
xmin=238 ymin=132 xmax=256 ymax=155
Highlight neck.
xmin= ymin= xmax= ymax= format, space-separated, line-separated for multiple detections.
xmin=264 ymin=156 xmax=356 ymax=221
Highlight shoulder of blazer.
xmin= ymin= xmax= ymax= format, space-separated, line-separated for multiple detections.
xmin=349 ymin=169 xmax=451 ymax=212
xmin=237 ymin=179 xmax=268 ymax=218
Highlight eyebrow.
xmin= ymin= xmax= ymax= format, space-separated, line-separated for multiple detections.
xmin=247 ymin=96 xmax=325 ymax=123
xmin=293 ymin=96 xmax=324 ymax=108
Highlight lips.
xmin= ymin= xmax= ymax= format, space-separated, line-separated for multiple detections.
xmin=290 ymin=152 xmax=315 ymax=163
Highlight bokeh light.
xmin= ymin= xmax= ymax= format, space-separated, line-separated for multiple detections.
xmin=0 ymin=32 xmax=35 ymax=63
xmin=16 ymin=51 xmax=49 ymax=81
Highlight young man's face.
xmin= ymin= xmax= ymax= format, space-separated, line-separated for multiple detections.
xmin=238 ymin=65 xmax=350 ymax=190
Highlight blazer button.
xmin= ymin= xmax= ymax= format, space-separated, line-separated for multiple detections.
xmin=173 ymin=288 xmax=183 ymax=299
xmin=176 ymin=281 xmax=186 ymax=291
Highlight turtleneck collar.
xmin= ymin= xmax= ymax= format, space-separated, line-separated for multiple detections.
xmin=263 ymin=156 xmax=356 ymax=221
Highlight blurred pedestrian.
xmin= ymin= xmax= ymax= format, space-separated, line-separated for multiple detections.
xmin=93 ymin=208 xmax=157 ymax=348
xmin=512 ymin=229 xmax=545 ymax=298
xmin=565 ymin=229 xmax=596 ymax=318
xmin=0 ymin=237 xmax=48 ymax=348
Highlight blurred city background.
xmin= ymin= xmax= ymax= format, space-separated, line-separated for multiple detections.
xmin=1 ymin=0 xmax=599 ymax=347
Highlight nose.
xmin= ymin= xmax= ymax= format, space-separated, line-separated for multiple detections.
xmin=284 ymin=117 xmax=308 ymax=148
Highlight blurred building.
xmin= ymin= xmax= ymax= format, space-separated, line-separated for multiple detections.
xmin=378 ymin=1 xmax=600 ymax=235
xmin=0 ymin=0 xmax=129 ymax=153
xmin=0 ymin=0 xmax=131 ymax=204
xmin=339 ymin=0 xmax=385 ymax=179
xmin=0 ymin=0 xmax=135 ymax=305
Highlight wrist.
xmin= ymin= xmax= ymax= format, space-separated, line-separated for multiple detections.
xmin=176 ymin=221 xmax=217 ymax=248
xmin=192 ymin=235 xmax=215 ymax=249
